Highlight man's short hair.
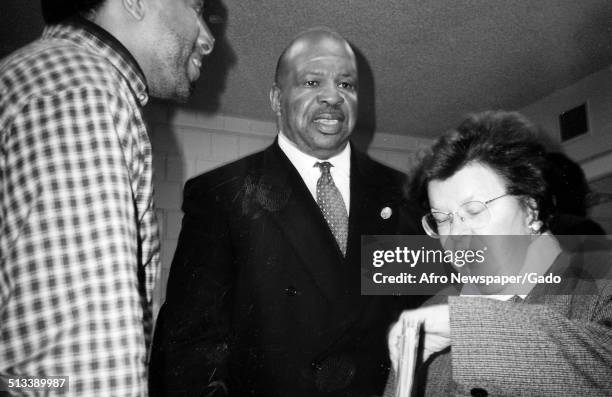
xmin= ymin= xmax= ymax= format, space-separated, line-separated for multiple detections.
xmin=273 ymin=27 xmax=351 ymax=87
xmin=41 ymin=0 xmax=106 ymax=24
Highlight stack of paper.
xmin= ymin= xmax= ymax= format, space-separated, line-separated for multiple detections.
xmin=395 ymin=317 xmax=422 ymax=397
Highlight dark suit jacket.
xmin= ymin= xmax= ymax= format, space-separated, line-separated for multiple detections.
xmin=387 ymin=245 xmax=612 ymax=397
xmin=150 ymin=141 xmax=424 ymax=396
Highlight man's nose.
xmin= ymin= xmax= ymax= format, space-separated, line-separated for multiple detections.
xmin=197 ymin=17 xmax=215 ymax=56
xmin=317 ymin=83 xmax=344 ymax=106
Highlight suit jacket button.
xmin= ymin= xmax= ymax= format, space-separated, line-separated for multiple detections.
xmin=285 ymin=286 xmax=297 ymax=296
xmin=470 ymin=387 xmax=488 ymax=397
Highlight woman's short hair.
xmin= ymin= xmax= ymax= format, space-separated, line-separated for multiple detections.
xmin=412 ymin=110 xmax=556 ymax=231
xmin=41 ymin=0 xmax=105 ymax=24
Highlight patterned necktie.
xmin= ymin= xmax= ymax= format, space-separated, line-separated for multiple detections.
xmin=315 ymin=161 xmax=349 ymax=256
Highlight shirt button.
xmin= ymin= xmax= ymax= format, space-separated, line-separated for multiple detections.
xmin=285 ymin=286 xmax=297 ymax=296
xmin=470 ymin=387 xmax=488 ymax=397
xmin=137 ymin=93 xmax=147 ymax=103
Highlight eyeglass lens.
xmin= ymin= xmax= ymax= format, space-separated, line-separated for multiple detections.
xmin=423 ymin=201 xmax=490 ymax=237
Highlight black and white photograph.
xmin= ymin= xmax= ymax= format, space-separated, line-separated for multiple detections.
xmin=1 ymin=1 xmax=611 ymax=396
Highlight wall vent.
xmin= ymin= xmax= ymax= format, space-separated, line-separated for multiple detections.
xmin=559 ymin=103 xmax=589 ymax=142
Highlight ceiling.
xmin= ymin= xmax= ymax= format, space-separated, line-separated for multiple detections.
xmin=2 ymin=1 xmax=612 ymax=140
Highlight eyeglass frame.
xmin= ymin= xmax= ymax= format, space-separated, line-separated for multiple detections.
xmin=421 ymin=193 xmax=511 ymax=238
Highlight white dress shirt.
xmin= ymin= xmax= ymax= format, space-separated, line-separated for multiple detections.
xmin=277 ymin=132 xmax=351 ymax=213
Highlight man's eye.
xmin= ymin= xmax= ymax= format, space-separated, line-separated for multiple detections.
xmin=338 ymin=81 xmax=354 ymax=90
xmin=304 ymin=81 xmax=319 ymax=87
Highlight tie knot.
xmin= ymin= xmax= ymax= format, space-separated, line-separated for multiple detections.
xmin=316 ymin=161 xmax=333 ymax=174
xmin=315 ymin=161 xmax=333 ymax=182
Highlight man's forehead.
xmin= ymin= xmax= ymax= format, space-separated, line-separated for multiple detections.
xmin=285 ymin=34 xmax=355 ymax=66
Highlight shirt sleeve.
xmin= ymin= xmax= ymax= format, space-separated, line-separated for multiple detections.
xmin=1 ymin=85 xmax=151 ymax=394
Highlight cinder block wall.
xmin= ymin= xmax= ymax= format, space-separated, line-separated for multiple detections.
xmin=142 ymin=103 xmax=432 ymax=315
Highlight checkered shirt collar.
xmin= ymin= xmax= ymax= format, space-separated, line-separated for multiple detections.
xmin=42 ymin=17 xmax=149 ymax=106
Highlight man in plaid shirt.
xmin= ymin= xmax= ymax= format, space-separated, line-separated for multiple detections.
xmin=0 ymin=0 xmax=214 ymax=395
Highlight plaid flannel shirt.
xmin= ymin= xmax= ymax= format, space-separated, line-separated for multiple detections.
xmin=0 ymin=18 xmax=160 ymax=396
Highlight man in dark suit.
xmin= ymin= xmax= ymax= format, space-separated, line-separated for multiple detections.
xmin=150 ymin=27 xmax=422 ymax=396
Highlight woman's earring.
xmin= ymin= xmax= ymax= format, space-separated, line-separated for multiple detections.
xmin=529 ymin=220 xmax=543 ymax=235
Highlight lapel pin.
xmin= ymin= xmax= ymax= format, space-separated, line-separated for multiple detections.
xmin=380 ymin=207 xmax=392 ymax=219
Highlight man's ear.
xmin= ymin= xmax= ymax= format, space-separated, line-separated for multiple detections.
xmin=123 ymin=0 xmax=146 ymax=20
xmin=269 ymin=84 xmax=281 ymax=115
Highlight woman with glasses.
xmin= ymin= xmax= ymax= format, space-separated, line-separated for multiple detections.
xmin=385 ymin=111 xmax=612 ymax=396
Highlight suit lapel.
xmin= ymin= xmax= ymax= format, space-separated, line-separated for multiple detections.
xmin=262 ymin=142 xmax=344 ymax=302
xmin=340 ymin=151 xmax=406 ymax=325
xmin=346 ymin=151 xmax=403 ymax=263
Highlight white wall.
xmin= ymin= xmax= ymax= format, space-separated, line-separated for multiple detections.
xmin=520 ymin=65 xmax=612 ymax=233
xmin=520 ymin=66 xmax=612 ymax=178
xmin=142 ymin=103 xmax=432 ymax=314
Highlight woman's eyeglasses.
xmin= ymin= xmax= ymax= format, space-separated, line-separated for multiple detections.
xmin=421 ymin=193 xmax=510 ymax=238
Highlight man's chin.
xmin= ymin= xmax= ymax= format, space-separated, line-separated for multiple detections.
xmin=312 ymin=136 xmax=350 ymax=155
xmin=182 ymin=82 xmax=197 ymax=102
xmin=149 ymin=75 xmax=193 ymax=102
xmin=175 ymin=79 xmax=195 ymax=102
xmin=152 ymin=91 xmax=190 ymax=103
